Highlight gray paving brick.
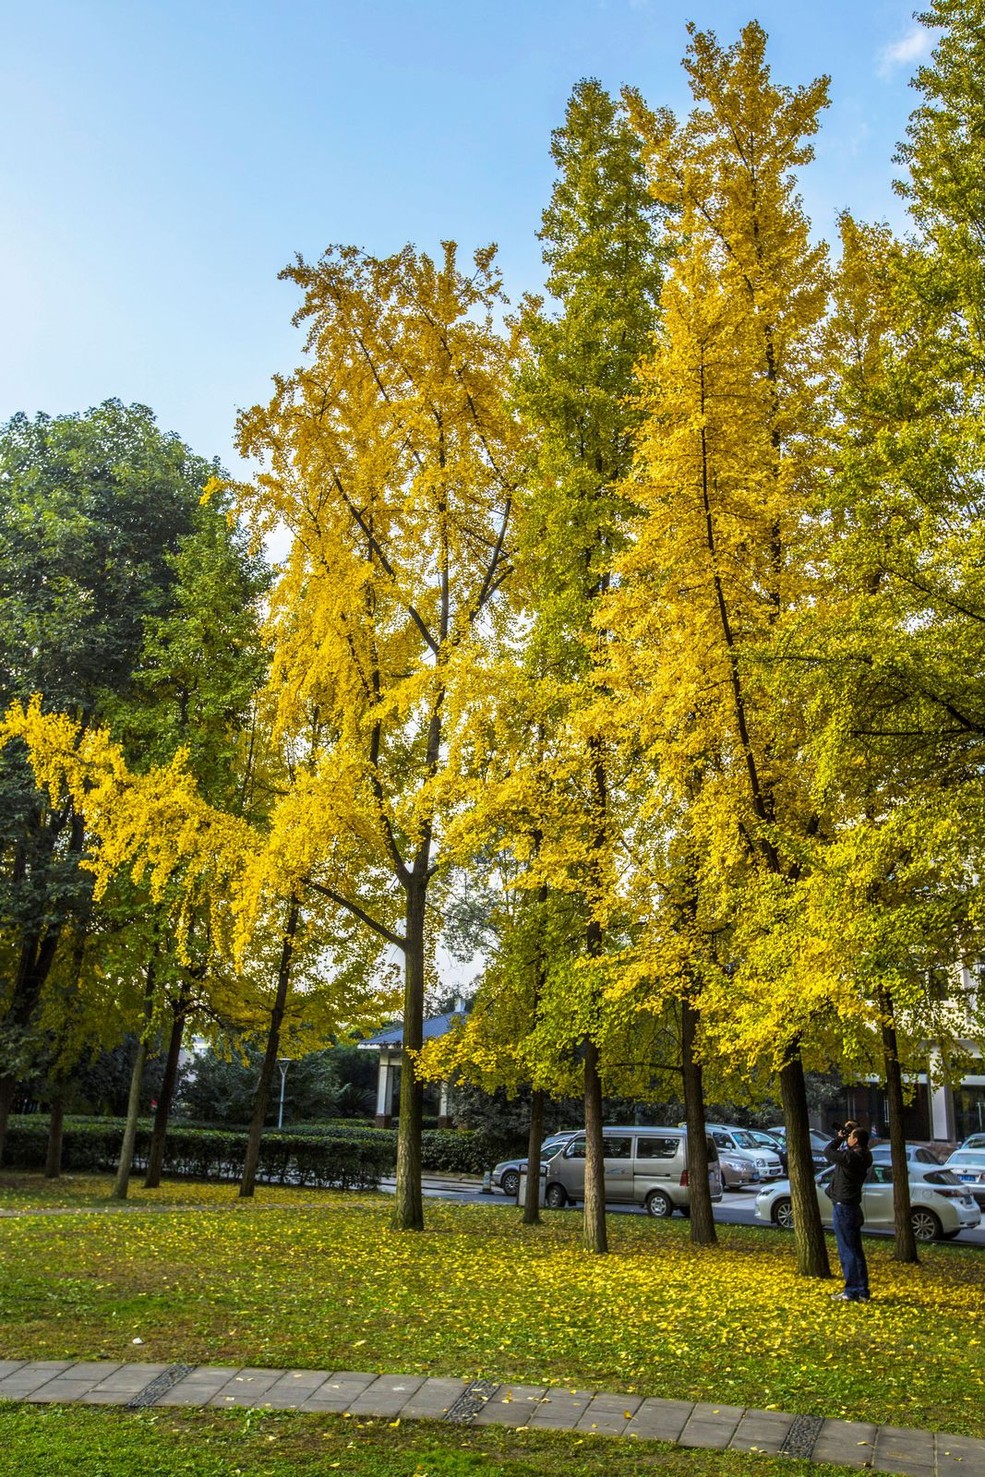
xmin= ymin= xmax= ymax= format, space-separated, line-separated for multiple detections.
xmin=258 ymin=1370 xmax=334 ymax=1408
xmin=528 ymin=1389 xmax=594 ymax=1429
xmin=576 ymin=1392 xmax=642 ymax=1436
xmin=399 ymin=1378 xmax=468 ymax=1418
xmin=346 ymin=1374 xmax=425 ymax=1417
xmin=92 ymin=1364 xmax=170 ymax=1394
xmin=678 ymin=1401 xmax=745 ymax=1449
xmin=156 ymin=1368 xmax=242 ymax=1406
xmin=0 ymin=1363 xmax=25 ymax=1380
xmin=0 ymin=1363 xmax=75 ymax=1399
xmin=623 ymin=1396 xmax=694 ymax=1442
xmin=936 ymin=1432 xmax=985 ymax=1474
xmin=473 ymin=1384 xmax=548 ymax=1427
xmin=870 ymin=1423 xmax=936 ymax=1476
xmin=59 ymin=1362 xmax=123 ymax=1381
xmin=209 ymin=1369 xmax=284 ymax=1407
xmin=812 ymin=1417 xmax=879 ymax=1468
xmin=23 ymin=1379 xmax=101 ymax=1403
xmin=729 ymin=1408 xmax=795 ymax=1455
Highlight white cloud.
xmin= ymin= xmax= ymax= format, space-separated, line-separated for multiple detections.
xmin=878 ymin=23 xmax=935 ymax=78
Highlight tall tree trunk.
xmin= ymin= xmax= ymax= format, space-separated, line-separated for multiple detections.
xmin=392 ymin=879 xmax=426 ymax=1231
xmin=240 ymin=896 xmax=299 ymax=1199
xmin=780 ymin=1048 xmax=831 ymax=1278
xmin=880 ymin=986 xmax=918 ymax=1263
xmin=112 ymin=961 xmax=157 ymax=1201
xmin=681 ymin=994 xmax=716 ymax=1245
xmin=523 ymin=1088 xmax=545 ymax=1225
xmin=144 ymin=987 xmax=189 ymax=1189
xmin=45 ymin=1091 xmax=65 ymax=1180
xmin=0 ymin=1076 xmax=18 ymax=1167
xmin=582 ymin=1039 xmax=607 ymax=1254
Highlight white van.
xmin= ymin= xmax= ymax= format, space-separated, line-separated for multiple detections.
xmin=543 ymin=1126 xmax=723 ymax=1217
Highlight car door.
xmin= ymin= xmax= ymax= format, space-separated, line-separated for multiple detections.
xmin=602 ymin=1134 xmax=635 ymax=1202
xmin=861 ymin=1164 xmax=895 ymax=1227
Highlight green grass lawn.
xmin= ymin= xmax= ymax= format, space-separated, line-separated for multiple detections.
xmin=0 ymin=1405 xmax=877 ymax=1477
xmin=0 ymin=1173 xmax=982 ymax=1443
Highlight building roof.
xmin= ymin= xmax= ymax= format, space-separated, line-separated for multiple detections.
xmin=357 ymin=1010 xmax=466 ymax=1050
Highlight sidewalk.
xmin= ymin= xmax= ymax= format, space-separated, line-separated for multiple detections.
xmin=1 ymin=1359 xmax=982 ymax=1474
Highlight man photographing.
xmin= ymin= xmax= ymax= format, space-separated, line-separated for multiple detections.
xmin=824 ymin=1122 xmax=873 ymax=1302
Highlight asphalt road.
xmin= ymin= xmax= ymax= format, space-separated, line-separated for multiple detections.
xmin=380 ymin=1176 xmax=985 ymax=1248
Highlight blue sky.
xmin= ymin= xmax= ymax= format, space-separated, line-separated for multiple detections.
xmin=1 ymin=0 xmax=934 ymax=473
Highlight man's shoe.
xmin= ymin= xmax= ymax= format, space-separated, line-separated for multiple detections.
xmin=830 ymin=1291 xmax=855 ymax=1300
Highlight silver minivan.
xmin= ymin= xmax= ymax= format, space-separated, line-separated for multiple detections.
xmin=543 ymin=1126 xmax=723 ymax=1218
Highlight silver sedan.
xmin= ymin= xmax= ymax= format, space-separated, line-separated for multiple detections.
xmin=754 ymin=1164 xmax=981 ymax=1242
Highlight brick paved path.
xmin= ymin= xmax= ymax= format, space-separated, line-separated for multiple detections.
xmin=1 ymin=1359 xmax=982 ymax=1474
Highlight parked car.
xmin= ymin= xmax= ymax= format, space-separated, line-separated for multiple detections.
xmin=956 ymin=1133 xmax=985 ymax=1153
xmin=489 ymin=1131 xmax=580 ymax=1197
xmin=719 ymin=1151 xmax=758 ymax=1189
xmin=754 ymin=1163 xmax=981 ymax=1242
xmin=544 ymin=1125 xmax=723 ymax=1217
xmin=870 ymin=1144 xmax=944 ymax=1168
xmin=766 ymin=1125 xmax=830 ymax=1172
xmin=941 ymin=1147 xmax=985 ymax=1209
xmin=705 ymin=1125 xmax=784 ymax=1181
xmin=744 ymin=1129 xmax=788 ymax=1173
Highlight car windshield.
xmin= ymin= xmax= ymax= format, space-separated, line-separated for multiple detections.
xmin=949 ymin=1152 xmax=985 ymax=1166
xmin=730 ymin=1130 xmax=759 ymax=1148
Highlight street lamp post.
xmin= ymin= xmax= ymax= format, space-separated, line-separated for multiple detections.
xmin=276 ymin=1058 xmax=290 ymax=1129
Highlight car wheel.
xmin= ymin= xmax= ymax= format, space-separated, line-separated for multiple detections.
xmin=772 ymin=1197 xmax=794 ymax=1230
xmin=910 ymin=1207 xmax=943 ymax=1242
xmin=501 ymin=1169 xmax=521 ymax=1198
xmin=545 ymin=1182 xmax=567 ymax=1210
xmin=645 ymin=1189 xmax=673 ymax=1218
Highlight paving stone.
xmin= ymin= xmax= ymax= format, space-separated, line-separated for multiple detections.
xmin=156 ymin=1368 xmax=242 ymax=1406
xmin=0 ymin=1362 xmax=75 ymax=1399
xmin=871 ymin=1422 xmax=936 ymax=1477
xmin=812 ymin=1417 xmax=879 ymax=1468
xmin=60 ymin=1362 xmax=123 ymax=1381
xmin=576 ymin=1393 xmax=642 ymax=1436
xmin=729 ymin=1409 xmax=795 ymax=1455
xmin=209 ymin=1369 xmax=284 ymax=1407
xmin=91 ymin=1364 xmax=170 ymax=1394
xmin=399 ymin=1378 xmax=469 ymax=1418
xmin=473 ymin=1384 xmax=548 ymax=1427
xmin=936 ymin=1432 xmax=985 ymax=1474
xmin=678 ymin=1401 xmax=745 ymax=1449
xmin=23 ymin=1379 xmax=102 ymax=1403
xmin=528 ymin=1390 xmax=594 ymax=1429
xmin=623 ymin=1397 xmax=694 ymax=1442
xmin=0 ymin=1363 xmax=26 ymax=1380
xmin=346 ymin=1374 xmax=426 ymax=1417
xmin=258 ymin=1370 xmax=334 ymax=1409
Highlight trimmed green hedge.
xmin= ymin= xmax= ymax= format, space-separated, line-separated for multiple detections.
xmin=2 ymin=1117 xmax=506 ymax=1183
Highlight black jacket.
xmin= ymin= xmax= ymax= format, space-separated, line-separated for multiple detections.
xmin=823 ymin=1136 xmax=872 ymax=1205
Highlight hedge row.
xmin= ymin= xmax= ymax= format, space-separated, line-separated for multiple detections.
xmin=2 ymin=1117 xmax=507 ymax=1184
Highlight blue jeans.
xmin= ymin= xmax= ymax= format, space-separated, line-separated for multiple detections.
xmin=832 ymin=1201 xmax=869 ymax=1298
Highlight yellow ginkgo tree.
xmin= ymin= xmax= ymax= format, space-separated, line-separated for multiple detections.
xmin=608 ymin=22 xmax=835 ymax=1276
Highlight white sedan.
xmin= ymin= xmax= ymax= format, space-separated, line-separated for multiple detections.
xmin=754 ymin=1164 xmax=981 ymax=1242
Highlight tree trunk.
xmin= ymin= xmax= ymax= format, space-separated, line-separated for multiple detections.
xmin=112 ymin=963 xmax=157 ymax=1200
xmin=44 ymin=1092 xmax=65 ymax=1179
xmin=144 ymin=989 xmax=188 ymax=1189
xmin=780 ymin=1049 xmax=831 ymax=1278
xmin=880 ymin=987 xmax=918 ymax=1263
xmin=582 ymin=1039 xmax=607 ymax=1254
xmin=240 ymin=896 xmax=299 ymax=1199
xmin=523 ymin=1089 xmax=545 ymax=1225
xmin=392 ymin=880 xmax=426 ymax=1231
xmin=0 ymin=1075 xmax=18 ymax=1167
xmin=681 ymin=995 xmax=716 ymax=1245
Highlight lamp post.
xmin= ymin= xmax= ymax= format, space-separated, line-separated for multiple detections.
xmin=276 ymin=1058 xmax=290 ymax=1129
